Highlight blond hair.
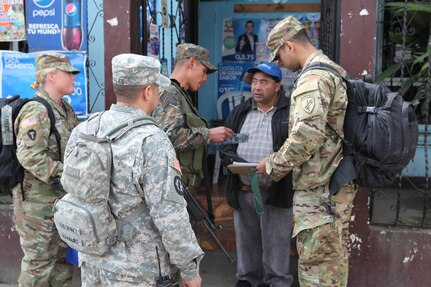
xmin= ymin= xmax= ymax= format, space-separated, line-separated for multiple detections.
xmin=30 ymin=68 xmax=57 ymax=90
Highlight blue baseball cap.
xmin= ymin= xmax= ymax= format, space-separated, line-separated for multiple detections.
xmin=244 ymin=62 xmax=282 ymax=83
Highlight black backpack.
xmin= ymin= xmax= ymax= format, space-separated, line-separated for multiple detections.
xmin=0 ymin=95 xmax=61 ymax=196
xmin=299 ymin=62 xmax=419 ymax=194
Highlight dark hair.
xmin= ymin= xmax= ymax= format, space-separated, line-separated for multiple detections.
xmin=289 ymin=29 xmax=312 ymax=45
xmin=113 ymin=83 xmax=146 ymax=101
xmin=245 ymin=20 xmax=254 ymax=27
xmin=270 ymin=75 xmax=281 ymax=83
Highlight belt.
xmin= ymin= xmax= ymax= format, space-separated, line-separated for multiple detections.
xmin=241 ymin=184 xmax=269 ymax=193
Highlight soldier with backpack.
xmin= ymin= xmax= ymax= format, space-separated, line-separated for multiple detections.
xmin=12 ymin=53 xmax=80 ymax=286
xmin=256 ymin=16 xmax=358 ymax=287
xmin=64 ymin=54 xmax=203 ymax=287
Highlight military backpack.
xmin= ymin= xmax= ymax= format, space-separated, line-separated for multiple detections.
xmin=0 ymin=95 xmax=60 ymax=196
xmin=299 ymin=62 xmax=419 ymax=193
xmin=53 ymin=113 xmax=156 ymax=256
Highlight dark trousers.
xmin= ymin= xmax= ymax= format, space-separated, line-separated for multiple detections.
xmin=234 ymin=191 xmax=293 ymax=287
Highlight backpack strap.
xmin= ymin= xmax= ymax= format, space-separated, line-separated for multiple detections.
xmin=84 ymin=112 xmax=105 ymax=137
xmin=296 ymin=62 xmax=357 ymax=195
xmin=33 ymin=97 xmax=62 ymax=161
xmin=1 ymin=101 xmax=14 ymax=146
xmin=116 ymin=204 xmax=146 ymax=242
xmin=105 ymin=115 xmax=157 ymax=140
xmin=298 ymin=61 xmax=346 ymax=81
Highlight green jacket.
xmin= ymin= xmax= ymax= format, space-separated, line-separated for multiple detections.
xmin=154 ymin=80 xmax=209 ymax=188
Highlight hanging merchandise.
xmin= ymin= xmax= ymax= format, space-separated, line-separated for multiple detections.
xmin=145 ymin=0 xmax=186 ymax=75
xmin=148 ymin=23 xmax=160 ymax=57
xmin=0 ymin=1 xmax=26 ymax=42
xmin=145 ymin=0 xmax=160 ymax=58
xmin=160 ymin=57 xmax=168 ymax=76
xmin=160 ymin=22 xmax=168 ymax=76
xmin=161 ymin=0 xmax=169 ymax=29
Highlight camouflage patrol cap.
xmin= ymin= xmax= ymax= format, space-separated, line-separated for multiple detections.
xmin=176 ymin=43 xmax=217 ymax=74
xmin=35 ymin=53 xmax=80 ymax=74
xmin=266 ymin=16 xmax=305 ymax=62
xmin=112 ymin=53 xmax=170 ymax=88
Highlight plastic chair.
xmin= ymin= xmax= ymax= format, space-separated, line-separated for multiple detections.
xmin=213 ymin=91 xmax=251 ymax=184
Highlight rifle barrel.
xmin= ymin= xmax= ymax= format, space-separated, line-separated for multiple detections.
xmin=202 ymin=221 xmax=234 ymax=263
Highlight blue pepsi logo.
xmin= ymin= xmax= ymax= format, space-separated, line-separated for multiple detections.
xmin=65 ymin=3 xmax=77 ymax=16
xmin=33 ymin=0 xmax=55 ymax=9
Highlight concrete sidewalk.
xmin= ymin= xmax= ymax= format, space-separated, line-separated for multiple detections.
xmin=0 ymin=249 xmax=301 ymax=286
xmin=0 ymin=249 xmax=238 ymax=287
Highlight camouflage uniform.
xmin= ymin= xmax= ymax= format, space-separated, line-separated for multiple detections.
xmin=265 ymin=16 xmax=359 ymax=287
xmin=12 ymin=53 xmax=80 ymax=287
xmin=76 ymin=54 xmax=203 ymax=286
xmin=154 ymin=43 xmax=217 ymax=190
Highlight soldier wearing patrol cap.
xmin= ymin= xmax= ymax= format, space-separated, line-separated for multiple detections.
xmin=69 ymin=53 xmax=204 ymax=287
xmin=12 ymin=53 xmax=80 ymax=286
xmin=256 ymin=16 xmax=358 ymax=287
xmin=154 ymin=43 xmax=234 ymax=192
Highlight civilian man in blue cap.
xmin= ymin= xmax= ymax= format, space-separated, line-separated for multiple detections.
xmin=219 ymin=62 xmax=294 ymax=287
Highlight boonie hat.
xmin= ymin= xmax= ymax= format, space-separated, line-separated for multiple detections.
xmin=244 ymin=62 xmax=282 ymax=83
xmin=266 ymin=16 xmax=305 ymax=62
xmin=112 ymin=54 xmax=171 ymax=88
xmin=35 ymin=53 xmax=80 ymax=74
xmin=176 ymin=43 xmax=217 ymax=74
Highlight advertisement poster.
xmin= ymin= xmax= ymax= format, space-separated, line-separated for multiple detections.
xmin=25 ymin=0 xmax=87 ymax=52
xmin=217 ymin=62 xmax=253 ymax=119
xmin=222 ymin=14 xmax=320 ymax=63
xmin=0 ymin=51 xmax=88 ymax=117
xmin=222 ymin=18 xmax=267 ymax=63
xmin=0 ymin=0 xmax=26 ymax=41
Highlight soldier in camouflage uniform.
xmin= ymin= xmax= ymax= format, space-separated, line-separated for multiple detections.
xmin=12 ymin=54 xmax=80 ymax=287
xmin=70 ymin=54 xmax=203 ymax=287
xmin=256 ymin=16 xmax=358 ymax=287
xmin=154 ymin=43 xmax=234 ymax=190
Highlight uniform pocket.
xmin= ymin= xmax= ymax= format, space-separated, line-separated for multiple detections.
xmin=297 ymin=222 xmax=342 ymax=264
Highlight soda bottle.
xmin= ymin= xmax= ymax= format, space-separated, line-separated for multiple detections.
xmin=62 ymin=0 xmax=82 ymax=50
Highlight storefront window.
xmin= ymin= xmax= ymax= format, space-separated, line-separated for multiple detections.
xmin=371 ymin=0 xmax=430 ymax=228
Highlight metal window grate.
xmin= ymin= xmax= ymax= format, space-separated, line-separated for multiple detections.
xmin=371 ymin=0 xmax=431 ymax=228
xmin=320 ymin=0 xmax=340 ymax=62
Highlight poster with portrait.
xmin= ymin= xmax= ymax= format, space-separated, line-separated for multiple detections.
xmin=0 ymin=0 xmax=26 ymax=41
xmin=222 ymin=18 xmax=267 ymax=63
xmin=222 ymin=14 xmax=320 ymax=63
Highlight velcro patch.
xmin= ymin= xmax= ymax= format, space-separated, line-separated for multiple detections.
xmin=301 ymin=96 xmax=315 ymax=114
xmin=27 ymin=129 xmax=37 ymax=141
xmin=174 ymin=176 xmax=186 ymax=195
xmin=173 ymin=156 xmax=182 ymax=175
xmin=21 ymin=117 xmax=38 ymax=129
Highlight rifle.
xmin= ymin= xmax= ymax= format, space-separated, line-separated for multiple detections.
xmin=183 ymin=185 xmax=234 ymax=263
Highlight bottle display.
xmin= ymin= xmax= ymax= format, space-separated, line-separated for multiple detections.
xmin=62 ymin=0 xmax=82 ymax=50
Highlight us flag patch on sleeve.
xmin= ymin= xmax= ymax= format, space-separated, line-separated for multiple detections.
xmin=21 ymin=117 xmax=38 ymax=129
xmin=173 ymin=156 xmax=182 ymax=175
